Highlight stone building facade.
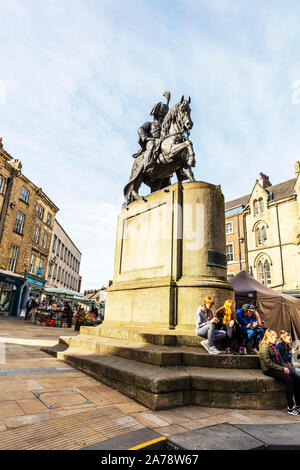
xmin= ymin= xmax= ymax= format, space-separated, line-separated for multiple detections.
xmin=47 ymin=219 xmax=81 ymax=292
xmin=225 ymin=164 xmax=300 ymax=295
xmin=225 ymin=194 xmax=249 ymax=279
xmin=0 ymin=140 xmax=59 ymax=315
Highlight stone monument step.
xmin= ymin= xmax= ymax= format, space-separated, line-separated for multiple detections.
xmin=43 ymin=345 xmax=285 ymax=410
xmin=58 ymin=334 xmax=260 ymax=369
xmin=79 ymin=324 xmax=235 ymax=348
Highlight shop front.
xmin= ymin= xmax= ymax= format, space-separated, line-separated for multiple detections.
xmin=20 ymin=274 xmax=46 ymax=310
xmin=0 ymin=271 xmax=25 ymax=317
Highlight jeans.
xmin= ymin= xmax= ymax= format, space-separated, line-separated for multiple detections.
xmin=196 ymin=323 xmax=226 ymax=347
xmin=246 ymin=328 xmax=265 ymax=349
xmin=25 ymin=308 xmax=32 ymax=320
xmin=289 ymin=367 xmax=300 ymax=377
xmin=264 ymin=368 xmax=300 ymax=409
xmin=223 ymin=323 xmax=246 ymax=349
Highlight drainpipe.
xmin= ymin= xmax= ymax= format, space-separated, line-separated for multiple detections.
xmin=276 ymin=203 xmax=285 ymax=287
xmin=0 ymin=176 xmax=14 ymax=245
xmin=243 ymin=209 xmax=249 ymax=271
xmin=237 ymin=214 xmax=242 ymax=271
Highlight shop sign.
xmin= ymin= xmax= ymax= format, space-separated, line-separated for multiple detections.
xmin=26 ymin=277 xmax=44 ymax=287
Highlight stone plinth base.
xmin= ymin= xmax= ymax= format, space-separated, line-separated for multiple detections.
xmin=104 ymin=181 xmax=233 ymax=330
xmin=43 ymin=327 xmax=286 ymax=411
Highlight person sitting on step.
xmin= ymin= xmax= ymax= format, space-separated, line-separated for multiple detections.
xmin=259 ymin=329 xmax=300 ymax=415
xmin=195 ymin=296 xmax=226 ymax=355
xmin=236 ymin=304 xmax=265 ymax=355
xmin=277 ymin=331 xmax=300 ymax=377
xmin=215 ymin=299 xmax=246 ymax=355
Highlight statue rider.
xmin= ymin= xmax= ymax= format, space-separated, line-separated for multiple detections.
xmin=133 ymin=91 xmax=171 ymax=172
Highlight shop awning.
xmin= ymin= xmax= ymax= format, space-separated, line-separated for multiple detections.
xmin=43 ymin=288 xmax=84 ymax=298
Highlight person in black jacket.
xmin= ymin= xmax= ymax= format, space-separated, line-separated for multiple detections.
xmin=64 ymin=302 xmax=73 ymax=328
xmin=25 ymin=296 xmax=37 ymax=320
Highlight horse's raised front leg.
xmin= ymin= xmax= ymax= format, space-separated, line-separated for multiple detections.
xmin=182 ymin=166 xmax=195 ymax=182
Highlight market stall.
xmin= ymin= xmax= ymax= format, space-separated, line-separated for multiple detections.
xmin=31 ymin=287 xmax=102 ymax=328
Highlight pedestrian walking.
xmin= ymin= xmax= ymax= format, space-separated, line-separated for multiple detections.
xmin=25 ymin=296 xmax=37 ymax=321
xmin=64 ymin=302 xmax=73 ymax=328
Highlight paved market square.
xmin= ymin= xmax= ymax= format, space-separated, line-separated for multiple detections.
xmin=0 ymin=318 xmax=299 ymax=450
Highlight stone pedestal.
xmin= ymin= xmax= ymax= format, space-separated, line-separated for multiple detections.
xmin=104 ymin=181 xmax=233 ymax=330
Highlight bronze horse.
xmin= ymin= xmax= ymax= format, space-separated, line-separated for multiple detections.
xmin=124 ymin=96 xmax=196 ymax=205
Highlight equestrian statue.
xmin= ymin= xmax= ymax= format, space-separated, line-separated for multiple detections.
xmin=124 ymin=92 xmax=196 ymax=205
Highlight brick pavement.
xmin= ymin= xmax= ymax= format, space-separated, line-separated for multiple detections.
xmin=0 ymin=317 xmax=299 ymax=450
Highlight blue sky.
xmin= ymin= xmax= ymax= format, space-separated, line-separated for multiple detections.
xmin=1 ymin=0 xmax=300 ymax=290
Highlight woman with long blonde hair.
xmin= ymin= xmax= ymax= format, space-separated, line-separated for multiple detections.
xmin=259 ymin=329 xmax=300 ymax=415
xmin=215 ymin=299 xmax=246 ymax=354
xmin=195 ymin=296 xmax=226 ymax=355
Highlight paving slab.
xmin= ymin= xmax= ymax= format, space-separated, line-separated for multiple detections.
xmin=167 ymin=423 xmax=265 ymax=450
xmin=83 ymin=428 xmax=164 ymax=450
xmin=234 ymin=423 xmax=300 ymax=450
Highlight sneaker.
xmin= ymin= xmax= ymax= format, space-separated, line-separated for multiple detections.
xmin=287 ymin=407 xmax=300 ymax=415
xmin=208 ymin=346 xmax=221 ymax=355
xmin=248 ymin=349 xmax=257 ymax=355
xmin=200 ymin=340 xmax=210 ymax=353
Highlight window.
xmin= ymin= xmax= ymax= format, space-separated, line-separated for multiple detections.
xmin=258 ymin=261 xmax=264 ymax=284
xmin=256 ymin=228 xmax=262 ymax=246
xmin=265 ymin=260 xmax=271 ymax=285
xmin=34 ymin=227 xmax=40 ymax=244
xmin=226 ymin=244 xmax=234 ymax=262
xmin=259 ymin=198 xmax=265 ymax=214
xmin=7 ymin=245 xmax=19 ymax=272
xmin=15 ymin=212 xmax=25 ymax=234
xmin=253 ymin=200 xmax=260 ymax=216
xmin=257 ymin=259 xmax=272 ymax=286
xmin=53 ymin=264 xmax=57 ymax=279
xmin=43 ymin=233 xmax=48 ymax=249
xmin=29 ymin=254 xmax=36 ymax=274
xmin=52 ymin=235 xmax=57 ymax=252
xmin=57 ymin=266 xmax=61 ymax=282
xmin=56 ymin=239 xmax=61 ymax=256
xmin=0 ymin=176 xmax=4 ymax=194
xmin=47 ymin=213 xmax=52 ymax=226
xmin=48 ymin=263 xmax=53 ymax=277
xmin=262 ymin=226 xmax=267 ymax=244
xmin=225 ymin=222 xmax=233 ymax=235
xmin=37 ymin=259 xmax=44 ymax=275
xmin=20 ymin=187 xmax=29 ymax=203
xmin=38 ymin=206 xmax=44 ymax=220
xmin=61 ymin=243 xmax=64 ymax=259
xmin=61 ymin=270 xmax=65 ymax=284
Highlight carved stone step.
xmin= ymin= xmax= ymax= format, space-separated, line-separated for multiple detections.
xmin=41 ymin=346 xmax=285 ymax=410
xmin=57 ymin=334 xmax=260 ymax=369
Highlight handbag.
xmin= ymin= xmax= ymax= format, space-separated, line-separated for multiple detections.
xmin=20 ymin=309 xmax=26 ymax=318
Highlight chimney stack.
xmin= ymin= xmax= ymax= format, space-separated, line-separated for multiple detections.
xmin=259 ymin=172 xmax=272 ymax=189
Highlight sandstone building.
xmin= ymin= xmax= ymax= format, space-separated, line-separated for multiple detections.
xmin=225 ymin=164 xmax=300 ymax=296
xmin=225 ymin=194 xmax=249 ymax=279
xmin=46 ymin=219 xmax=82 ymax=292
xmin=0 ymin=139 xmax=59 ymax=315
